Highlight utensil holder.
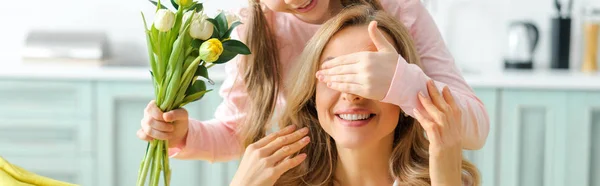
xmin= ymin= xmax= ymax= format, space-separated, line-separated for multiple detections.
xmin=550 ymin=17 xmax=572 ymax=69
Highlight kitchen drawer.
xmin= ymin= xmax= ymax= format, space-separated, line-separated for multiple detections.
xmin=0 ymin=118 xmax=93 ymax=157
xmin=0 ymin=80 xmax=92 ymax=120
xmin=1 ymin=156 xmax=95 ymax=186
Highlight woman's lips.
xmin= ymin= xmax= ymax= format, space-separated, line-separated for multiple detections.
xmin=295 ymin=0 xmax=317 ymax=13
xmin=334 ymin=108 xmax=376 ymax=127
xmin=335 ymin=114 xmax=374 ymax=127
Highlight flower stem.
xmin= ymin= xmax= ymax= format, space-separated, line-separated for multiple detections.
xmin=150 ymin=140 xmax=163 ymax=186
xmin=163 ymin=140 xmax=171 ymax=186
xmin=137 ymin=141 xmax=157 ymax=186
xmin=206 ymin=63 xmax=215 ymax=69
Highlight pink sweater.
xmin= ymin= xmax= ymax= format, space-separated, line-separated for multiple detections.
xmin=169 ymin=0 xmax=490 ymax=162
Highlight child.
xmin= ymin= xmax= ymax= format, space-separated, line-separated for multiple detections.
xmin=138 ymin=0 xmax=489 ymax=162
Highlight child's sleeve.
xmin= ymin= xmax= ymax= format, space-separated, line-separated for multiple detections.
xmin=381 ymin=0 xmax=490 ymax=149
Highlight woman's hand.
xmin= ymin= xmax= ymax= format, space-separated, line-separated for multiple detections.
xmin=413 ymin=80 xmax=463 ymax=186
xmin=230 ymin=125 xmax=310 ymax=186
xmin=315 ymin=21 xmax=399 ymax=101
xmin=137 ymin=100 xmax=189 ymax=149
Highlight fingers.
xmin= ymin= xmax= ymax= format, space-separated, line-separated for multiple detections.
xmin=320 ymin=54 xmax=359 ymax=69
xmin=426 ymin=80 xmax=449 ymax=113
xmin=418 ymin=91 xmax=444 ymax=123
xmin=327 ymin=82 xmax=363 ymax=95
xmin=368 ymin=21 xmax=396 ymax=53
xmin=273 ymin=153 xmax=307 ymax=175
xmin=251 ymin=125 xmax=296 ymax=150
xmin=268 ymin=136 xmax=310 ymax=164
xmin=145 ymin=100 xmax=164 ymax=121
xmin=261 ymin=127 xmax=309 ymax=157
xmin=163 ymin=108 xmax=189 ymax=122
xmin=137 ymin=129 xmax=154 ymax=141
xmin=320 ymin=74 xmax=359 ymax=84
xmin=316 ymin=64 xmax=357 ymax=77
xmin=442 ymin=86 xmax=460 ymax=115
xmin=141 ymin=118 xmax=171 ymax=140
xmin=148 ymin=118 xmax=175 ymax=132
xmin=413 ymin=108 xmax=439 ymax=144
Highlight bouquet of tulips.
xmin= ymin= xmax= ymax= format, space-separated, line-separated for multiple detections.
xmin=138 ymin=0 xmax=250 ymax=185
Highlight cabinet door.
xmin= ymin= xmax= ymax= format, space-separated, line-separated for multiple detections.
xmin=96 ymin=80 xmax=238 ymax=186
xmin=499 ymin=90 xmax=567 ymax=186
xmin=463 ymin=88 xmax=498 ymax=186
xmin=567 ymin=92 xmax=600 ymax=186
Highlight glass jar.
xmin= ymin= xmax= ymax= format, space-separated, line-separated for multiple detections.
xmin=582 ymin=6 xmax=600 ymax=73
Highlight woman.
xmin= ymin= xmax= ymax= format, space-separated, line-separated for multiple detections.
xmin=230 ymin=4 xmax=480 ymax=186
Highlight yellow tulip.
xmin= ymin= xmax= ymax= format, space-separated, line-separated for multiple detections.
xmin=199 ymin=38 xmax=223 ymax=63
xmin=176 ymin=0 xmax=193 ymax=7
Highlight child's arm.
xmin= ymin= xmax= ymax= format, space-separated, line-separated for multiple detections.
xmin=167 ymin=52 xmax=249 ymax=162
xmin=167 ymin=14 xmax=253 ymax=161
xmin=381 ymin=0 xmax=489 ymax=149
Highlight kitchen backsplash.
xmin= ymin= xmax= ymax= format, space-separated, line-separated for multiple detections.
xmin=0 ymin=0 xmax=595 ymax=73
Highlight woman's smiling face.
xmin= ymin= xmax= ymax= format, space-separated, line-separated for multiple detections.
xmin=315 ymin=25 xmax=401 ymax=148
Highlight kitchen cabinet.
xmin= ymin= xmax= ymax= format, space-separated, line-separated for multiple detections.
xmin=566 ymin=92 xmax=600 ymax=186
xmin=0 ymin=79 xmax=95 ymax=186
xmin=498 ymin=90 xmax=568 ymax=186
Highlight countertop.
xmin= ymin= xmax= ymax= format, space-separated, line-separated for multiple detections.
xmin=1 ymin=65 xmax=600 ymax=90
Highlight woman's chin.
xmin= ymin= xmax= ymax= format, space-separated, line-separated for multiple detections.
xmin=332 ymin=135 xmax=372 ymax=149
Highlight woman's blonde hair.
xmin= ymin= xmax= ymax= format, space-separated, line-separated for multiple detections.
xmin=238 ymin=0 xmax=386 ymax=154
xmin=271 ymin=4 xmax=481 ymax=186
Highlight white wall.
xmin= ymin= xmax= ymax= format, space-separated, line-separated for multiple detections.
xmin=0 ymin=0 xmax=596 ymax=72
xmin=430 ymin=0 xmax=595 ymax=73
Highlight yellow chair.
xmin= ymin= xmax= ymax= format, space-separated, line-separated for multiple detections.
xmin=0 ymin=156 xmax=78 ymax=186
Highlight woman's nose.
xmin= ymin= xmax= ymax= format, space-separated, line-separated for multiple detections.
xmin=341 ymin=93 xmax=364 ymax=102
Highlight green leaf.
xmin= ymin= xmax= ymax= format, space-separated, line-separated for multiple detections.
xmin=187 ymin=3 xmax=203 ymax=12
xmin=215 ymin=12 xmax=228 ymax=38
xmin=148 ymin=0 xmax=168 ymax=9
xmin=194 ymin=65 xmax=214 ymax=85
xmin=179 ymin=89 xmax=212 ymax=107
xmin=186 ymin=80 xmax=207 ymax=95
xmin=170 ymin=0 xmax=179 ymax=10
xmin=223 ymin=21 xmax=242 ymax=39
xmin=213 ymin=49 xmax=238 ymax=64
xmin=223 ymin=40 xmax=251 ymax=55
xmin=206 ymin=18 xmax=220 ymax=36
xmin=191 ymin=39 xmax=203 ymax=49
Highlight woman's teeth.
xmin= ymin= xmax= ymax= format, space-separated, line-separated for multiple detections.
xmin=299 ymin=0 xmax=312 ymax=9
xmin=338 ymin=114 xmax=371 ymax=121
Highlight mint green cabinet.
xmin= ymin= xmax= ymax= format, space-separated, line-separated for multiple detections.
xmin=566 ymin=92 xmax=600 ymax=186
xmin=0 ymin=79 xmax=95 ymax=186
xmin=499 ymin=90 xmax=568 ymax=186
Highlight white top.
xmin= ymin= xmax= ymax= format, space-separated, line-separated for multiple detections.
xmin=1 ymin=64 xmax=600 ymax=90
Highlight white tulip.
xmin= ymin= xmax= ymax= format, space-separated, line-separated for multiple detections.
xmin=225 ymin=12 xmax=240 ymax=28
xmin=216 ymin=10 xmax=240 ymax=28
xmin=189 ymin=13 xmax=214 ymax=40
xmin=154 ymin=9 xmax=175 ymax=32
xmin=182 ymin=11 xmax=194 ymax=30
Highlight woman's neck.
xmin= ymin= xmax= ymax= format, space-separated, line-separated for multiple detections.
xmin=333 ymin=134 xmax=395 ymax=186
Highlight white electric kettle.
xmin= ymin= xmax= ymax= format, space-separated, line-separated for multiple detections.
xmin=504 ymin=21 xmax=540 ymax=69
